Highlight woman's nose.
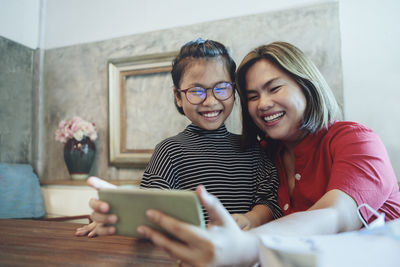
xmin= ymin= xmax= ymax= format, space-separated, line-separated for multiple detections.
xmin=258 ymin=93 xmax=273 ymax=111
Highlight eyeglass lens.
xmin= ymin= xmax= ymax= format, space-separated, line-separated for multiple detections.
xmin=186 ymin=82 xmax=233 ymax=104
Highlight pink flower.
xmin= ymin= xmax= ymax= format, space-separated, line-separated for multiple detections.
xmin=55 ymin=116 xmax=98 ymax=144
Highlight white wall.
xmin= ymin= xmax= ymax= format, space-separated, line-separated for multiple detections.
xmin=43 ymin=0 xmax=329 ymax=49
xmin=1 ymin=0 xmax=399 ymax=178
xmin=0 ymin=0 xmax=41 ymax=49
xmin=1 ymin=0 xmax=328 ymax=49
xmin=340 ymin=0 xmax=400 ymax=177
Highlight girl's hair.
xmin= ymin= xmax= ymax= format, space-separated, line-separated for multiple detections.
xmin=172 ymin=38 xmax=236 ymax=115
xmin=236 ymin=41 xmax=342 ymax=149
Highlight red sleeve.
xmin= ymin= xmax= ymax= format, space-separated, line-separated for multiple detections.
xmin=327 ymin=122 xmax=397 ymax=222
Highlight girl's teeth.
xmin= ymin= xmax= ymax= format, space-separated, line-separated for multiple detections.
xmin=264 ymin=112 xmax=284 ymax=122
xmin=203 ymin=111 xmax=219 ymax=118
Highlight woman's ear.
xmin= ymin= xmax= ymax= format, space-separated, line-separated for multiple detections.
xmin=174 ymin=88 xmax=182 ymax=107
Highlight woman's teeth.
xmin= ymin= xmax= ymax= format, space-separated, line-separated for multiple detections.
xmin=263 ymin=112 xmax=284 ymax=122
xmin=202 ymin=111 xmax=220 ymax=118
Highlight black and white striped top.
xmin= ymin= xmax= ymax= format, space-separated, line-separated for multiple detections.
xmin=140 ymin=124 xmax=282 ymax=220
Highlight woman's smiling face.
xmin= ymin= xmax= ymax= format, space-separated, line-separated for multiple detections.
xmin=175 ymin=58 xmax=234 ymax=130
xmin=245 ymin=58 xmax=307 ymax=145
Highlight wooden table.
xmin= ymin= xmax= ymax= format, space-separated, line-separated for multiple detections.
xmin=0 ymin=219 xmax=176 ymax=266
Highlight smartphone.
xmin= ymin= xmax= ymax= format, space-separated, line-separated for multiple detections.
xmin=98 ymin=187 xmax=205 ymax=238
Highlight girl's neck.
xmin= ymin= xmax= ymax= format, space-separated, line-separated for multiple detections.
xmin=187 ymin=124 xmax=229 ymax=136
xmin=191 ymin=123 xmax=225 ymax=131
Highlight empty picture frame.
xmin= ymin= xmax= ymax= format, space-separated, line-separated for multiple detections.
xmin=108 ymin=51 xmax=189 ymax=166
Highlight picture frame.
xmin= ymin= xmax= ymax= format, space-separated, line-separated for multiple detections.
xmin=108 ymin=51 xmax=188 ymax=166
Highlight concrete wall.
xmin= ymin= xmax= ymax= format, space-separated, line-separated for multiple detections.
xmin=40 ymin=3 xmax=342 ymax=181
xmin=0 ymin=37 xmax=34 ymax=163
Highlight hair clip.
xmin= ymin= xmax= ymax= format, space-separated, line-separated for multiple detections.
xmin=186 ymin=38 xmax=206 ymax=45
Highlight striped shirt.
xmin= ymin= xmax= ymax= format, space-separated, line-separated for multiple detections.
xmin=140 ymin=124 xmax=282 ymax=220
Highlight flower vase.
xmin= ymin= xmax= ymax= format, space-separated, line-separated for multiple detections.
xmin=64 ymin=137 xmax=96 ymax=180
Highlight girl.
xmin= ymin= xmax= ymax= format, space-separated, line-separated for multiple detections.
xmin=76 ymin=38 xmax=281 ymax=237
xmin=127 ymin=41 xmax=400 ymax=266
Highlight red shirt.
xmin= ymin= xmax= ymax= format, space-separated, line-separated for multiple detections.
xmin=271 ymin=121 xmax=400 ymax=223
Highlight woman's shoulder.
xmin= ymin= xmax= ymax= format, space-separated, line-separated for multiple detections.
xmin=325 ymin=121 xmax=379 ymax=144
xmin=328 ymin=121 xmax=374 ymax=135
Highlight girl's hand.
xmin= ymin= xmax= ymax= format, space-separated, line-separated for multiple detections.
xmin=75 ymin=199 xmax=118 ymax=237
xmin=87 ymin=176 xmax=117 ymax=190
xmin=85 ymin=198 xmax=118 ymax=236
xmin=75 ymin=221 xmax=100 ymax=237
xmin=232 ymin=213 xmax=252 ymax=230
xmin=75 ymin=176 xmax=118 ymax=237
xmin=137 ymin=185 xmax=259 ymax=267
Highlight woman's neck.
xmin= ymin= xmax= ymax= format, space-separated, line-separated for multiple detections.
xmin=282 ymin=130 xmax=309 ymax=152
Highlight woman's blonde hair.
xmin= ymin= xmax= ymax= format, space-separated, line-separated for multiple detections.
xmin=236 ymin=41 xmax=342 ymax=148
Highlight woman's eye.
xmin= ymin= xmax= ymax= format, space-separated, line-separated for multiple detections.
xmin=247 ymin=95 xmax=258 ymax=101
xmin=270 ymin=86 xmax=281 ymax=92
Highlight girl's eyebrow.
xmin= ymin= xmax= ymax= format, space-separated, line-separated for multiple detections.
xmin=187 ymin=80 xmax=232 ymax=88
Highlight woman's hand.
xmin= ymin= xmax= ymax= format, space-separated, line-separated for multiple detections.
xmin=137 ymin=185 xmax=260 ymax=267
xmin=232 ymin=213 xmax=252 ymax=230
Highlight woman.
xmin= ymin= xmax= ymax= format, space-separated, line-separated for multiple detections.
xmin=90 ymin=42 xmax=400 ymax=266
xmin=235 ymin=42 xmax=400 ymax=225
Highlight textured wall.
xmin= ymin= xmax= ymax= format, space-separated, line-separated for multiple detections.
xmin=41 ymin=2 xmax=342 ymax=181
xmin=0 ymin=36 xmax=34 ymax=163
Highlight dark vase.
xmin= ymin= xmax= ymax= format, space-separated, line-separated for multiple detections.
xmin=64 ymin=137 xmax=96 ymax=180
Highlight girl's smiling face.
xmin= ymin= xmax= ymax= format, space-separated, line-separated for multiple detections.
xmin=175 ymin=58 xmax=234 ymax=130
xmin=245 ymin=58 xmax=307 ymax=146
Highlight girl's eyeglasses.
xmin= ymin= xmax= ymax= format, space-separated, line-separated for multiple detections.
xmin=178 ymin=82 xmax=234 ymax=105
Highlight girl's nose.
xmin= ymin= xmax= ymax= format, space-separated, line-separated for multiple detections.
xmin=202 ymin=89 xmax=218 ymax=106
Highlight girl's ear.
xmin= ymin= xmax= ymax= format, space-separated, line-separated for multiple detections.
xmin=174 ymin=88 xmax=182 ymax=107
